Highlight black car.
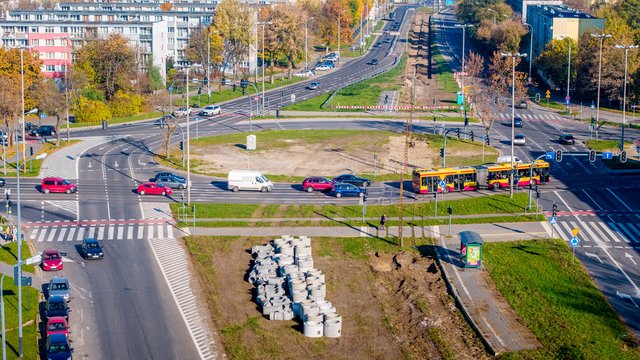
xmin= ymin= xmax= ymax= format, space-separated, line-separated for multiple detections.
xmin=514 ymin=117 xmax=523 ymax=127
xmin=0 ymin=178 xmax=5 ymax=187
xmin=46 ymin=334 xmax=73 ymax=360
xmin=559 ymin=134 xmax=576 ymax=145
xmin=81 ymin=238 xmax=104 ymax=259
xmin=45 ymin=296 xmax=70 ymax=320
xmin=333 ymin=174 xmax=371 ymax=187
xmin=155 ymin=175 xmax=187 ymax=189
xmin=155 ymin=172 xmax=185 ymax=183
xmin=35 ymin=125 xmax=56 ymax=137
xmin=370 ymin=58 xmax=379 ymax=65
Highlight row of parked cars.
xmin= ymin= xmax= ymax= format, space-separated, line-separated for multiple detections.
xmin=41 ymin=238 xmax=104 ymax=359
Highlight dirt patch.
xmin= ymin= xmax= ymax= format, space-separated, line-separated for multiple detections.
xmin=187 ymin=236 xmax=490 ymax=359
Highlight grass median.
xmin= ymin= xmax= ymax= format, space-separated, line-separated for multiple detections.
xmin=484 ymin=239 xmax=640 ymax=359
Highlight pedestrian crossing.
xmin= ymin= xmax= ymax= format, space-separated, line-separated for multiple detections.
xmin=553 ymin=220 xmax=640 ymax=246
xmin=497 ymin=113 xmax=564 ymax=121
xmin=27 ymin=222 xmax=175 ymax=242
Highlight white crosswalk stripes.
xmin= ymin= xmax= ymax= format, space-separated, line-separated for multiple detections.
xmin=554 ymin=220 xmax=640 ymax=245
xmin=27 ymin=223 xmax=175 ymax=242
xmin=498 ymin=112 xmax=564 ymax=121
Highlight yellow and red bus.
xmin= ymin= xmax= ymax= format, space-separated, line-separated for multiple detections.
xmin=412 ymin=160 xmax=550 ymax=194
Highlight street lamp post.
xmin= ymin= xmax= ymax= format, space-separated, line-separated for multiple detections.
xmin=501 ymin=52 xmax=527 ymax=199
xmin=560 ymin=37 xmax=573 ymax=114
xmin=207 ymin=28 xmax=211 ymax=102
xmin=258 ymin=21 xmax=271 ymax=116
xmin=591 ymin=33 xmax=611 ymax=140
xmin=614 ymin=44 xmax=639 ymax=151
xmin=305 ymin=17 xmax=314 ymax=70
xmin=524 ymin=23 xmax=533 ymax=83
xmin=454 ymin=24 xmax=473 ymax=95
xmin=337 ymin=11 xmax=341 ymax=64
xmin=64 ymin=36 xmax=71 ymax=142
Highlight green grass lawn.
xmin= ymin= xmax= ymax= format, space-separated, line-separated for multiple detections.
xmin=0 ymin=240 xmax=36 ymax=273
xmin=432 ymin=49 xmax=458 ymax=95
xmin=71 ymin=111 xmax=162 ymax=128
xmin=284 ymin=54 xmax=407 ymax=111
xmin=484 ymin=239 xmax=640 ymax=359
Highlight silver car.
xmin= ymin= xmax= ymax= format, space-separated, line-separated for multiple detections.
xmin=155 ymin=175 xmax=187 ymax=189
xmin=48 ymin=277 xmax=70 ymax=302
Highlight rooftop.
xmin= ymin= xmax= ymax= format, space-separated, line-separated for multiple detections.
xmin=528 ymin=4 xmax=599 ymax=19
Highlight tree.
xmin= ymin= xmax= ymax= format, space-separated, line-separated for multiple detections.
xmin=317 ymin=0 xmax=353 ymax=51
xmin=74 ymin=34 xmax=137 ymax=100
xmin=185 ymin=25 xmax=210 ymax=65
xmin=35 ymin=79 xmax=66 ymax=145
xmin=535 ymin=38 xmax=577 ymax=92
xmin=74 ymin=96 xmax=112 ymax=123
xmin=265 ymin=4 xmax=307 ymax=69
xmin=214 ymin=0 xmax=255 ymax=80
xmin=160 ymin=2 xmax=173 ymax=11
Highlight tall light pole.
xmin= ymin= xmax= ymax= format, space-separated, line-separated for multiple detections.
xmin=337 ymin=11 xmax=341 ymax=64
xmin=305 ymin=17 xmax=314 ymax=70
xmin=454 ymin=24 xmax=473 ymax=100
xmin=591 ymin=33 xmax=611 ymax=140
xmin=524 ymin=23 xmax=533 ymax=83
xmin=560 ymin=37 xmax=573 ymax=114
xmin=207 ymin=27 xmax=211 ymax=103
xmin=175 ymin=63 xmax=200 ymax=205
xmin=615 ymin=44 xmax=638 ymax=151
xmin=64 ymin=36 xmax=71 ymax=142
xmin=258 ymin=21 xmax=271 ymax=116
xmin=501 ymin=52 xmax=527 ymax=199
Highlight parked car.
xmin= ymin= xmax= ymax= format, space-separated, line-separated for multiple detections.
xmin=293 ymin=69 xmax=315 ymax=77
xmin=35 ymin=125 xmax=56 ymax=137
xmin=331 ymin=183 xmax=366 ymax=198
xmin=559 ymin=134 xmax=576 ymax=145
xmin=155 ymin=172 xmax=185 ymax=183
xmin=370 ymin=58 xmax=379 ymax=65
xmin=199 ymin=105 xmax=221 ymax=116
xmin=173 ymin=107 xmax=192 ymax=117
xmin=307 ymin=82 xmax=320 ymax=90
xmin=514 ymin=117 xmax=523 ymax=127
xmin=137 ymin=182 xmax=172 ymax=196
xmin=48 ymin=277 xmax=70 ymax=302
xmin=301 ymin=177 xmax=334 ymax=193
xmin=155 ymin=175 xmax=187 ymax=189
xmin=46 ymin=317 xmax=69 ymax=337
xmin=314 ymin=64 xmax=331 ymax=72
xmin=42 ymin=249 xmax=63 ymax=271
xmin=45 ymin=296 xmax=70 ymax=320
xmin=333 ymin=174 xmax=371 ymax=187
xmin=41 ymin=177 xmax=78 ymax=194
xmin=81 ymin=238 xmax=104 ymax=260
xmin=45 ymin=333 xmax=72 ymax=360
xmin=513 ymin=134 xmax=526 ymax=146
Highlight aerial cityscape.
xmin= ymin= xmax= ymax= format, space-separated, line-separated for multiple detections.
xmin=0 ymin=0 xmax=639 ymax=358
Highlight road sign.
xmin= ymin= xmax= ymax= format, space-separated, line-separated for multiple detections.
xmin=290 ymin=94 xmax=296 ymax=104
xmin=439 ymin=174 xmax=446 ymax=180
xmin=602 ymin=152 xmax=613 ymax=160
xmin=41 ymin=113 xmax=47 ymax=119
xmin=569 ymin=237 xmax=580 ymax=247
xmin=194 ymin=117 xmax=200 ymax=121
xmin=546 ymin=90 xmax=551 ymax=99
xmin=438 ymin=180 xmax=447 ymax=189
xmin=572 ymin=228 xmax=579 ymax=237
xmin=545 ymin=151 xmax=555 ymax=160
xmin=549 ymin=217 xmax=557 ymax=225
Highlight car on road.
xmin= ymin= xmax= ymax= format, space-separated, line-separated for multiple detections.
xmin=333 ymin=174 xmax=371 ymax=187
xmin=559 ymin=133 xmax=576 ymax=145
xmin=155 ymin=172 xmax=185 ymax=183
xmin=513 ymin=134 xmax=526 ymax=146
xmin=307 ymin=82 xmax=320 ymax=90
xmin=45 ymin=296 xmax=70 ymax=320
xmin=370 ymin=58 xmax=379 ymax=65
xmin=374 ymin=41 xmax=382 ymax=47
xmin=45 ymin=333 xmax=72 ymax=360
xmin=514 ymin=100 xmax=528 ymax=109
xmin=173 ymin=107 xmax=192 ymax=117
xmin=46 ymin=317 xmax=69 ymax=337
xmin=0 ymin=178 xmax=5 ymax=187
xmin=42 ymin=249 xmax=63 ymax=271
xmin=293 ymin=69 xmax=315 ymax=78
xmin=137 ymin=182 xmax=172 ymax=196
xmin=330 ymin=183 xmax=365 ymax=198
xmin=33 ymin=125 xmax=56 ymax=137
xmin=513 ymin=117 xmax=523 ymax=127
xmin=41 ymin=177 xmax=78 ymax=194
xmin=48 ymin=277 xmax=70 ymax=302
xmin=154 ymin=115 xmax=174 ymax=128
xmin=199 ymin=105 xmax=221 ymax=116
xmin=155 ymin=175 xmax=187 ymax=189
xmin=81 ymin=238 xmax=104 ymax=260
xmin=301 ymin=177 xmax=334 ymax=193
xmin=383 ymin=37 xmax=392 ymax=43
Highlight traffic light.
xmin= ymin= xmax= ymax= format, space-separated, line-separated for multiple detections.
xmin=363 ymin=190 xmax=368 ymax=202
xmin=179 ymin=141 xmax=184 ymax=150
xmin=440 ymin=148 xmax=444 ymax=157
xmin=447 ymin=206 xmax=453 ymax=215
xmin=552 ymin=203 xmax=558 ymax=217
xmin=29 ymin=146 xmax=33 ymax=156
xmin=588 ymin=149 xmax=596 ymax=163
xmin=555 ymin=149 xmax=562 ymax=162
xmin=536 ymin=189 xmax=540 ymax=199
xmin=221 ymin=77 xmax=227 ymax=86
xmin=464 ymin=117 xmax=469 ymax=127
xmin=455 ymin=128 xmax=460 ymax=138
xmin=232 ymin=83 xmax=236 ymax=92
xmin=470 ymin=130 xmax=474 ymax=141
xmin=485 ymin=137 xmax=490 ymax=146
xmin=621 ymin=150 xmax=627 ymax=163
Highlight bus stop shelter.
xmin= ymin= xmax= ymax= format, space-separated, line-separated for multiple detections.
xmin=459 ymin=231 xmax=484 ymax=268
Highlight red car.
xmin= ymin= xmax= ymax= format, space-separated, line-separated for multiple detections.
xmin=42 ymin=249 xmax=63 ymax=271
xmin=41 ymin=177 xmax=77 ymax=194
xmin=137 ymin=182 xmax=172 ymax=196
xmin=301 ymin=177 xmax=334 ymax=193
xmin=46 ymin=316 xmax=69 ymax=337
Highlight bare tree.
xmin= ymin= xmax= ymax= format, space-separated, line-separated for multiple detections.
xmin=34 ymin=79 xmax=66 ymax=146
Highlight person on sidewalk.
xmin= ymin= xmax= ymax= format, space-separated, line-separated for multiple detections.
xmin=379 ymin=214 xmax=386 ymax=231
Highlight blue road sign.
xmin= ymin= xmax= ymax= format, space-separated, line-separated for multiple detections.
xmin=602 ymin=152 xmax=613 ymax=160
xmin=545 ymin=151 xmax=555 ymax=160
xmin=569 ymin=237 xmax=580 ymax=247
xmin=549 ymin=217 xmax=557 ymax=225
xmin=194 ymin=117 xmax=200 ymax=121
xmin=438 ymin=180 xmax=447 ymax=189
xmin=41 ymin=113 xmax=46 ymax=119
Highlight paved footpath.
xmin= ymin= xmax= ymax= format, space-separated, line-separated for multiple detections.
xmin=187 ymin=221 xmax=551 ymax=355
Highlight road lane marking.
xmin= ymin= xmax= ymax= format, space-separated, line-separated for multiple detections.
xmin=117 ymin=225 xmax=124 ymax=240
xmin=76 ymin=227 xmax=85 ymax=241
xmin=127 ymin=225 xmax=133 ymax=240
xmin=58 ymin=227 xmax=68 ymax=242
xmin=97 ymin=226 xmax=105 ymax=240
xmin=46 ymin=228 xmax=56 ymax=242
xmin=108 ymin=225 xmax=115 ymax=240
xmin=68 ymin=227 xmax=76 ymax=241
xmin=607 ymin=188 xmax=640 ymax=220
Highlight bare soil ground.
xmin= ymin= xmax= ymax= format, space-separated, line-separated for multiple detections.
xmin=186 ymin=236 xmax=491 ymax=360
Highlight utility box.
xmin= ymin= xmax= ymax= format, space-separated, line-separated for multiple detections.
xmin=459 ymin=231 xmax=484 ymax=268
xmin=246 ymin=134 xmax=256 ymax=150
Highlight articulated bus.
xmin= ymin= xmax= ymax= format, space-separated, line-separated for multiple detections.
xmin=412 ymin=160 xmax=551 ymax=194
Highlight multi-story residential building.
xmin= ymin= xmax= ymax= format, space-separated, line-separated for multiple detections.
xmin=506 ymin=0 xmax=562 ymax=22
xmin=526 ymin=4 xmax=605 ymax=62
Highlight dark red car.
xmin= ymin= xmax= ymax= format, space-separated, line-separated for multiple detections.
xmin=42 ymin=249 xmax=63 ymax=271
xmin=301 ymin=177 xmax=334 ymax=193
xmin=46 ymin=316 xmax=69 ymax=337
xmin=137 ymin=182 xmax=172 ymax=196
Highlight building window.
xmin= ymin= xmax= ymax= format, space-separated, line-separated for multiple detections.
xmin=31 ymin=27 xmax=39 ymax=33
xmin=46 ymin=39 xmax=54 ymax=46
xmin=17 ymin=26 xmax=27 ymax=33
xmin=130 ymin=27 xmax=138 ymax=34
xmin=61 ymin=27 xmax=68 ymax=33
xmin=115 ymin=27 xmax=123 ymax=33
xmin=31 ymin=39 xmax=40 ymax=46
xmin=182 ymin=16 xmax=189 ymax=22
xmin=45 ymin=27 xmax=54 ymax=33
xmin=46 ymin=65 xmax=56 ymax=72
xmin=36 ymin=15 xmax=43 ymax=21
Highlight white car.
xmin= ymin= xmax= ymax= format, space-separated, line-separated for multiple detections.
xmin=513 ymin=134 xmax=526 ymax=146
xmin=199 ymin=105 xmax=221 ymax=116
xmin=293 ymin=70 xmax=315 ymax=78
xmin=314 ymin=65 xmax=331 ymax=71
xmin=173 ymin=107 xmax=192 ymax=117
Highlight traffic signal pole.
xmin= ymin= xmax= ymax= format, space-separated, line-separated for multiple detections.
xmin=528 ymin=154 xmax=547 ymax=211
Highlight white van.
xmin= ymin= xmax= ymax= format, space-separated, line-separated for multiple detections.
xmin=227 ymin=170 xmax=274 ymax=192
xmin=496 ymin=156 xmax=522 ymax=164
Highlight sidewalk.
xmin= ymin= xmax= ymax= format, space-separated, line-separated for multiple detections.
xmin=0 ymin=261 xmax=45 ymax=290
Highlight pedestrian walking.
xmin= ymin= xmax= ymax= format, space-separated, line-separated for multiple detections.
xmin=379 ymin=214 xmax=386 ymax=231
